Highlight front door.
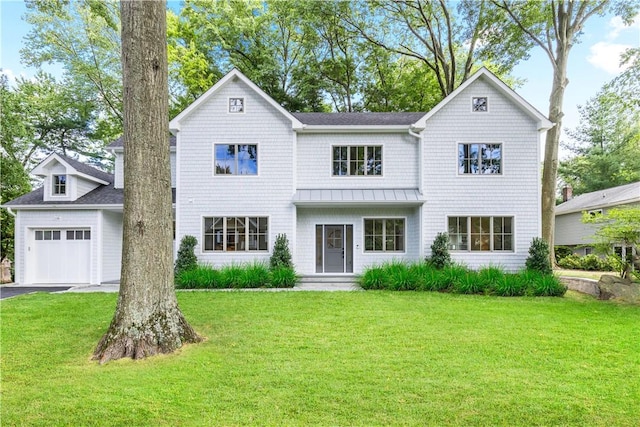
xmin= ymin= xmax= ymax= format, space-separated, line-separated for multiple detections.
xmin=316 ymin=224 xmax=353 ymax=273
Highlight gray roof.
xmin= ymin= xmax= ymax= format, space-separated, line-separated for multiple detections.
xmin=4 ymin=186 xmax=176 ymax=207
xmin=56 ymin=154 xmax=114 ymax=184
xmin=108 ymin=135 xmax=177 ymax=149
xmin=292 ymin=112 xmax=426 ymax=126
xmin=293 ymin=188 xmax=425 ymax=206
xmin=556 ymin=181 xmax=640 ymax=215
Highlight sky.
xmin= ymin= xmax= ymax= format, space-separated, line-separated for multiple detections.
xmin=1 ymin=0 xmax=639 ymax=159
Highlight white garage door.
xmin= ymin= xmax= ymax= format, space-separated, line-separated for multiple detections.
xmin=31 ymin=229 xmax=91 ymax=284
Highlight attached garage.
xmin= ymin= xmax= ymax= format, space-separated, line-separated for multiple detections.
xmin=29 ymin=228 xmax=91 ymax=284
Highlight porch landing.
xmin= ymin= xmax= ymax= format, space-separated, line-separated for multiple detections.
xmin=296 ymin=275 xmax=362 ymax=291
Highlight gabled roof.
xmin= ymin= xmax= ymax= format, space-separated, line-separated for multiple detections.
xmin=292 ymin=112 xmax=426 ymax=126
xmin=169 ymin=68 xmax=304 ymax=131
xmin=108 ymin=135 xmax=176 ymax=149
xmin=555 ymin=182 xmax=640 ymax=215
xmin=4 ymin=186 xmax=176 ymax=208
xmin=412 ymin=67 xmax=554 ymax=132
xmin=31 ymin=153 xmax=112 ymax=185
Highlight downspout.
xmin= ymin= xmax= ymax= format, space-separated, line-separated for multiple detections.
xmin=6 ymin=207 xmax=16 ymax=217
xmin=408 ymin=128 xmax=425 ymax=261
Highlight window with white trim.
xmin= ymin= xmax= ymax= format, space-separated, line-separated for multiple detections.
xmin=229 ymin=97 xmax=244 ymax=113
xmin=332 ymin=145 xmax=382 ymax=176
xmin=53 ymin=175 xmax=67 ymax=195
xmin=458 ymin=143 xmax=501 ymax=174
xmin=35 ymin=230 xmax=61 ymax=241
xmin=448 ymin=216 xmax=513 ymax=251
xmin=203 ymin=216 xmax=268 ymax=252
xmin=214 ymin=144 xmax=258 ymax=175
xmin=364 ymin=218 xmax=405 ymax=252
xmin=472 ymin=96 xmax=488 ymax=112
xmin=66 ymin=230 xmax=91 ymax=240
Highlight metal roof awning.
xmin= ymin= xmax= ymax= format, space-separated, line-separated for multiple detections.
xmin=293 ymin=189 xmax=425 ymax=207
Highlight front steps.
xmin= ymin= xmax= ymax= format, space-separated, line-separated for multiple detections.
xmin=295 ymin=275 xmax=362 ymax=291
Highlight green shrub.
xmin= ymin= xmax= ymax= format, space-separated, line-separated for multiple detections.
xmin=581 ymin=254 xmax=602 ymax=271
xmin=240 ymin=262 xmax=270 ymax=288
xmin=530 ymin=273 xmax=567 ymax=297
xmin=269 ymin=267 xmax=297 ymax=288
xmin=175 ymin=264 xmax=221 ymax=289
xmin=359 ymin=265 xmax=388 ymax=290
xmin=429 ymin=232 xmax=452 ymax=269
xmin=174 ymin=235 xmax=198 ymax=276
xmin=526 ymin=237 xmax=552 ymax=275
xmin=557 ymin=254 xmax=581 ymax=269
xmin=453 ymin=271 xmax=484 ymax=294
xmin=219 ymin=264 xmax=244 ymax=288
xmin=270 ymin=233 xmax=293 ymax=270
xmin=385 ymin=261 xmax=421 ymax=291
xmin=492 ymin=275 xmax=527 ymax=297
xmin=478 ymin=266 xmax=505 ymax=292
xmin=554 ymin=245 xmax=573 ymax=262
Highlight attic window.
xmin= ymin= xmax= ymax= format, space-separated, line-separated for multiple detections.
xmin=229 ymin=97 xmax=244 ymax=113
xmin=472 ymin=97 xmax=488 ymax=112
xmin=53 ymin=175 xmax=67 ymax=195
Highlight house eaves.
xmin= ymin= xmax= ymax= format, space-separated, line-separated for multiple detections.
xmin=169 ymin=68 xmax=304 ymax=132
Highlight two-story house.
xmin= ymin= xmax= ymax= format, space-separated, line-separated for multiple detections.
xmin=4 ymin=68 xmax=552 ymax=285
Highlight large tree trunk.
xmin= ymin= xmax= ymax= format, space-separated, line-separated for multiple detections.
xmin=541 ymin=36 xmax=571 ymax=267
xmin=93 ymin=0 xmax=200 ymax=364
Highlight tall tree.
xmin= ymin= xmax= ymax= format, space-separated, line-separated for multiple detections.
xmin=347 ymin=0 xmax=530 ymax=98
xmin=495 ymin=0 xmax=639 ymax=263
xmin=93 ymin=0 xmax=200 ymax=364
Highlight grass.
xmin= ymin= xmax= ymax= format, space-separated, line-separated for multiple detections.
xmin=555 ymin=268 xmax=617 ymax=280
xmin=2 ymin=291 xmax=640 ymax=426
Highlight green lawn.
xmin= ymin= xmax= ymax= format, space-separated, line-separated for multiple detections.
xmin=2 ymin=291 xmax=639 ymax=426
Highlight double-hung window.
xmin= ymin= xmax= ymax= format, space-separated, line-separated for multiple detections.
xmin=53 ymin=175 xmax=67 ymax=195
xmin=203 ymin=216 xmax=268 ymax=252
xmin=215 ymin=144 xmax=258 ymax=175
xmin=448 ymin=216 xmax=513 ymax=251
xmin=364 ymin=218 xmax=405 ymax=252
xmin=332 ymin=145 xmax=382 ymax=176
xmin=458 ymin=143 xmax=501 ymax=174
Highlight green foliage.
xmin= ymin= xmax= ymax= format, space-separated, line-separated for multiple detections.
xmin=359 ymin=262 xmax=564 ymax=297
xmin=270 ymin=233 xmax=292 ymax=270
xmin=582 ymin=207 xmax=640 ymax=278
xmin=554 ymin=245 xmax=574 ymax=262
xmin=269 ymin=267 xmax=298 ymax=288
xmin=428 ymin=232 xmax=451 ymax=269
xmin=557 ymin=253 xmax=618 ymax=272
xmin=174 ymin=235 xmax=198 ymax=276
xmin=526 ymin=237 xmax=552 ymax=274
xmin=175 ymin=262 xmax=297 ymax=289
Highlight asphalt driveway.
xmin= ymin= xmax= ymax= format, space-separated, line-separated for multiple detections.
xmin=0 ymin=286 xmax=71 ymax=299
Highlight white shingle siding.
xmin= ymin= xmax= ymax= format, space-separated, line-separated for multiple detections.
xmin=101 ymin=210 xmax=122 ymax=282
xmin=114 ymin=151 xmax=175 ymax=189
xmin=76 ymin=177 xmax=100 ymax=199
xmin=15 ymin=210 xmax=100 ymax=284
xmin=421 ymin=78 xmax=541 ymax=271
xmin=176 ymin=79 xmax=295 ymax=267
xmin=296 ymin=132 xmax=419 ymax=189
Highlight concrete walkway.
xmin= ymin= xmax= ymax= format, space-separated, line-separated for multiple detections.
xmin=1 ymin=278 xmax=362 ymax=296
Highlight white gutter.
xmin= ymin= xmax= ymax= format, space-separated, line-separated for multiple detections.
xmin=6 ymin=207 xmax=16 ymax=217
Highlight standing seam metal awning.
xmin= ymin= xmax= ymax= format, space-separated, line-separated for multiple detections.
xmin=292 ymin=189 xmax=425 ymax=206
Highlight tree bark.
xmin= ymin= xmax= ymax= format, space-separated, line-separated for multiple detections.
xmin=541 ymin=49 xmax=569 ymax=266
xmin=93 ymin=0 xmax=200 ymax=364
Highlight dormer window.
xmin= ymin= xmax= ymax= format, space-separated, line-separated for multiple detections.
xmin=472 ymin=97 xmax=488 ymax=112
xmin=229 ymin=97 xmax=244 ymax=113
xmin=53 ymin=175 xmax=67 ymax=195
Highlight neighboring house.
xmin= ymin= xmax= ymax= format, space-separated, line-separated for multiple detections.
xmin=555 ymin=181 xmax=640 ymax=259
xmin=4 ymin=67 xmax=552 ymax=284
